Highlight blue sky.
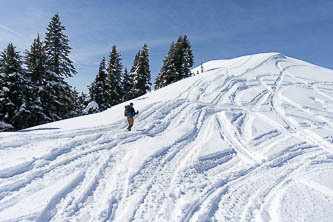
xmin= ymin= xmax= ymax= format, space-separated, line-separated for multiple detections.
xmin=0 ymin=0 xmax=332 ymax=93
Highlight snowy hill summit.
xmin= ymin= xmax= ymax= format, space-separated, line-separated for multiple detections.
xmin=1 ymin=52 xmax=333 ymax=221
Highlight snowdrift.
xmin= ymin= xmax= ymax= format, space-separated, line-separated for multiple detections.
xmin=1 ymin=52 xmax=333 ymax=221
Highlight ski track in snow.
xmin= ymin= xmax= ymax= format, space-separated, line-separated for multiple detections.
xmin=1 ymin=53 xmax=333 ymax=221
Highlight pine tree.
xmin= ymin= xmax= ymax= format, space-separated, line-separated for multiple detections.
xmin=25 ymin=34 xmax=48 ymax=84
xmin=70 ymin=88 xmax=88 ymax=117
xmin=128 ymin=52 xmax=140 ymax=98
xmin=179 ymin=35 xmax=194 ymax=78
xmin=130 ymin=52 xmax=140 ymax=74
xmin=133 ymin=44 xmax=151 ymax=97
xmin=77 ymin=91 xmax=89 ymax=113
xmin=171 ymin=35 xmax=194 ymax=80
xmin=107 ymin=46 xmax=123 ymax=106
xmin=0 ymin=43 xmax=28 ymax=130
xmin=155 ymin=42 xmax=177 ymax=89
xmin=44 ymin=13 xmax=76 ymax=77
xmin=45 ymin=76 xmax=77 ymax=120
xmin=89 ymin=57 xmax=111 ymax=111
xmin=43 ymin=13 xmax=77 ymax=120
xmin=155 ymin=35 xmax=194 ymax=89
xmin=61 ymin=85 xmax=80 ymax=118
xmin=129 ymin=52 xmax=139 ymax=86
xmin=24 ymin=34 xmax=50 ymax=125
xmin=174 ymin=36 xmax=184 ymax=80
xmin=122 ymin=67 xmax=135 ymax=101
xmin=41 ymin=73 xmax=60 ymax=121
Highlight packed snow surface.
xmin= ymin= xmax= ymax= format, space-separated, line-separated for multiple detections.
xmin=1 ymin=53 xmax=333 ymax=222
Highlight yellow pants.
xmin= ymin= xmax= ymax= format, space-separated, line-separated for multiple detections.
xmin=127 ymin=117 xmax=134 ymax=128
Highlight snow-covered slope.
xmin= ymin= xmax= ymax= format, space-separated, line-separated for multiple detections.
xmin=1 ymin=52 xmax=333 ymax=221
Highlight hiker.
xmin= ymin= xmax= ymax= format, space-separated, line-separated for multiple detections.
xmin=125 ymin=103 xmax=139 ymax=131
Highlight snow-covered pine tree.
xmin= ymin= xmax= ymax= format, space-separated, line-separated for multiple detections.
xmin=0 ymin=48 xmax=7 ymax=131
xmin=173 ymin=36 xmax=184 ymax=81
xmin=48 ymin=77 xmax=77 ymax=120
xmin=0 ymin=43 xmax=28 ymax=130
xmin=70 ymin=88 xmax=87 ymax=117
xmin=130 ymin=52 xmax=140 ymax=74
xmin=172 ymin=35 xmax=194 ymax=80
xmin=155 ymin=42 xmax=177 ymax=89
xmin=89 ymin=57 xmax=111 ymax=111
xmin=107 ymin=46 xmax=123 ymax=106
xmin=133 ymin=44 xmax=151 ymax=97
xmin=127 ymin=52 xmax=140 ymax=98
xmin=153 ymin=72 xmax=162 ymax=90
xmin=129 ymin=51 xmax=139 ymax=79
xmin=24 ymin=34 xmax=50 ymax=126
xmin=122 ymin=67 xmax=135 ymax=101
xmin=25 ymin=34 xmax=47 ymax=85
xmin=77 ymin=91 xmax=89 ymax=114
xmin=154 ymin=35 xmax=194 ymax=89
xmin=44 ymin=13 xmax=77 ymax=120
xmin=180 ymin=35 xmax=194 ymax=78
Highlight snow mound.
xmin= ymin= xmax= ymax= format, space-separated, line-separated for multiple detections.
xmin=1 ymin=52 xmax=333 ymax=221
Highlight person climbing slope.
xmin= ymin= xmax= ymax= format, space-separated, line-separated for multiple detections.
xmin=124 ymin=102 xmax=139 ymax=131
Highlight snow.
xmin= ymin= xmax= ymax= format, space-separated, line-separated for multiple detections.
xmin=1 ymin=87 xmax=9 ymax=93
xmin=1 ymin=52 xmax=333 ymax=221
xmin=0 ymin=121 xmax=13 ymax=132
xmin=83 ymin=101 xmax=99 ymax=114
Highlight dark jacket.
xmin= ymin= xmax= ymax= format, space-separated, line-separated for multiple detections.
xmin=127 ymin=106 xmax=137 ymax=118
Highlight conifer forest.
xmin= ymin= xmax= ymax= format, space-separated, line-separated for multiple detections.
xmin=0 ymin=13 xmax=194 ymax=131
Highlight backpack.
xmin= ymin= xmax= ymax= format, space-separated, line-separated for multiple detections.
xmin=124 ymin=105 xmax=130 ymax=117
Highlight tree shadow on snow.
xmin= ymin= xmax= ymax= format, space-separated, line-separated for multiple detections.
xmin=135 ymin=97 xmax=148 ymax=101
xmin=19 ymin=128 xmax=60 ymax=132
